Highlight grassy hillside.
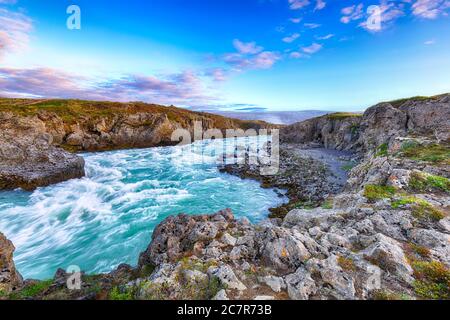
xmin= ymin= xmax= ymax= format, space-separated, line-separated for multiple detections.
xmin=0 ymin=98 xmax=276 ymax=130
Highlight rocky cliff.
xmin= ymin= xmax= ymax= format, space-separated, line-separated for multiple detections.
xmin=0 ymin=98 xmax=275 ymax=190
xmin=0 ymin=94 xmax=448 ymax=300
xmin=281 ymin=94 xmax=450 ymax=153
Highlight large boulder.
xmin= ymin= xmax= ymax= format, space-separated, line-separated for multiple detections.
xmin=0 ymin=233 xmax=23 ymax=293
xmin=139 ymin=209 xmax=233 ymax=267
xmin=0 ymin=113 xmax=85 ymax=190
xmin=257 ymin=226 xmax=311 ymax=274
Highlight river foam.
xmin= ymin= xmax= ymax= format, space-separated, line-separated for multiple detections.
xmin=0 ymin=137 xmax=286 ymax=279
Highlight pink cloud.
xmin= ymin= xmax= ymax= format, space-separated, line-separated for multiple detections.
xmin=302 ymin=43 xmax=323 ymax=54
xmin=232 ymin=39 xmax=263 ymax=55
xmin=315 ymin=0 xmax=326 ymax=11
xmin=282 ymin=33 xmax=300 ymax=43
xmin=412 ymin=0 xmax=450 ymax=19
xmin=0 ymin=8 xmax=33 ymax=57
xmin=0 ymin=67 xmax=217 ymax=106
xmin=304 ymin=22 xmax=321 ymax=29
xmin=340 ymin=3 xmax=364 ymax=23
xmin=288 ymin=0 xmax=310 ymax=10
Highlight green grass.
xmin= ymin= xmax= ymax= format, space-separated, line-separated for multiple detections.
xmin=412 ymin=261 xmax=450 ymax=300
xmin=109 ymin=286 xmax=134 ymax=300
xmin=0 ymin=97 xmax=273 ymax=129
xmin=341 ymin=163 xmax=356 ymax=172
xmin=386 ymin=94 xmax=449 ymax=108
xmin=409 ymin=172 xmax=450 ymax=193
xmin=363 ymin=185 xmax=396 ymax=202
xmin=392 ymin=195 xmax=445 ymax=222
xmin=321 ymin=200 xmax=333 ymax=209
xmin=13 ymin=280 xmax=53 ymax=299
xmin=400 ymin=142 xmax=450 ymax=165
xmin=326 ymin=112 xmax=363 ymax=120
xmin=375 ymin=143 xmax=389 ymax=157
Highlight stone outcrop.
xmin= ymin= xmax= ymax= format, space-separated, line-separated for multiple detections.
xmin=0 ymin=233 xmax=22 ymax=294
xmin=0 ymin=112 xmax=85 ymax=190
xmin=0 ymin=94 xmax=448 ymax=300
xmin=281 ymin=94 xmax=450 ymax=153
xmin=0 ymin=98 xmax=275 ymax=190
xmin=280 ymin=113 xmax=362 ymax=151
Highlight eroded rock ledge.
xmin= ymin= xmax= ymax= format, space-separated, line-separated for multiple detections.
xmin=0 ymin=94 xmax=449 ymax=300
xmin=0 ymin=98 xmax=274 ymax=190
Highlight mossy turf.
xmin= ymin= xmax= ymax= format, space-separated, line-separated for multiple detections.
xmin=363 ymin=185 xmax=396 ymax=202
xmin=399 ymin=142 xmax=450 ymax=165
xmin=409 ymin=172 xmax=450 ymax=194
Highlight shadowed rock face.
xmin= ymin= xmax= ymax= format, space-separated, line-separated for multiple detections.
xmin=281 ymin=94 xmax=450 ymax=153
xmin=0 ymin=233 xmax=23 ymax=293
xmin=0 ymin=112 xmax=85 ymax=190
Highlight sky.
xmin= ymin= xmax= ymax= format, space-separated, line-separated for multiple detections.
xmin=0 ymin=0 xmax=449 ymax=112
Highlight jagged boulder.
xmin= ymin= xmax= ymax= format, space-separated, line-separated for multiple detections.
xmin=138 ymin=209 xmax=234 ymax=267
xmin=0 ymin=113 xmax=85 ymax=190
xmin=0 ymin=233 xmax=23 ymax=293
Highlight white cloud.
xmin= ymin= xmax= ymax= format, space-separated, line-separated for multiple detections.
xmin=289 ymin=17 xmax=302 ymax=23
xmin=282 ymin=33 xmax=300 ymax=43
xmin=340 ymin=3 xmax=364 ymax=23
xmin=232 ymin=39 xmax=263 ymax=55
xmin=0 ymin=8 xmax=33 ymax=57
xmin=304 ymin=22 xmax=321 ymax=29
xmin=288 ymin=0 xmax=310 ymax=10
xmin=290 ymin=51 xmax=305 ymax=59
xmin=315 ymin=0 xmax=326 ymax=11
xmin=412 ymin=0 xmax=450 ymax=19
xmin=302 ymin=43 xmax=323 ymax=54
xmin=316 ymin=34 xmax=334 ymax=40
xmin=424 ymin=39 xmax=436 ymax=45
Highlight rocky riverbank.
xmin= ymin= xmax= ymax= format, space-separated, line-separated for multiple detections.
xmin=0 ymin=98 xmax=275 ymax=190
xmin=0 ymin=94 xmax=449 ymax=300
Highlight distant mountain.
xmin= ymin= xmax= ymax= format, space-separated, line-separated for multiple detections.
xmin=212 ymin=110 xmax=332 ymax=125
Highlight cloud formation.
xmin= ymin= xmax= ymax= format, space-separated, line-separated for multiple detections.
xmin=224 ymin=40 xmax=280 ymax=71
xmin=282 ymin=33 xmax=300 ymax=43
xmin=412 ymin=0 xmax=450 ymax=19
xmin=288 ymin=0 xmax=310 ymax=10
xmin=315 ymin=0 xmax=326 ymax=11
xmin=0 ymin=8 xmax=33 ymax=57
xmin=302 ymin=43 xmax=323 ymax=54
xmin=0 ymin=67 xmax=217 ymax=106
xmin=340 ymin=4 xmax=365 ymax=24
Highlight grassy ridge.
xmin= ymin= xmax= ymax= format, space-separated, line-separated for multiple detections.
xmin=0 ymin=98 xmax=276 ymax=129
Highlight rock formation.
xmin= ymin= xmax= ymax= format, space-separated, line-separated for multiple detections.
xmin=0 ymin=98 xmax=275 ymax=190
xmin=0 ymin=94 xmax=448 ymax=300
xmin=0 ymin=233 xmax=22 ymax=294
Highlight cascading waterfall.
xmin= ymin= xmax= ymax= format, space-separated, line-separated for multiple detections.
xmin=0 ymin=137 xmax=286 ymax=280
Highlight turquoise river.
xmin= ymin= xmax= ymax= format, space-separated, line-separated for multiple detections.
xmin=0 ymin=137 xmax=286 ymax=280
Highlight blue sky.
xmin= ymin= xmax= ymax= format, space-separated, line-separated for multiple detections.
xmin=0 ymin=0 xmax=449 ymax=111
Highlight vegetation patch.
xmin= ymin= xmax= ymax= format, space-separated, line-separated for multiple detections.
xmin=409 ymin=172 xmax=450 ymax=194
xmin=399 ymin=142 xmax=450 ymax=165
xmin=337 ymin=256 xmax=356 ymax=272
xmin=372 ymin=290 xmax=411 ymax=300
xmin=12 ymin=280 xmax=53 ymax=299
xmin=392 ymin=195 xmax=445 ymax=222
xmin=412 ymin=261 xmax=450 ymax=300
xmin=109 ymin=286 xmax=134 ymax=300
xmin=326 ymin=112 xmax=363 ymax=120
xmin=363 ymin=185 xmax=396 ymax=202
xmin=321 ymin=199 xmax=333 ymax=209
xmin=179 ymin=257 xmax=218 ymax=273
xmin=375 ymin=143 xmax=389 ymax=157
